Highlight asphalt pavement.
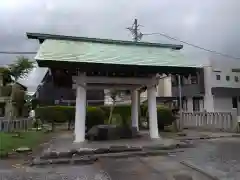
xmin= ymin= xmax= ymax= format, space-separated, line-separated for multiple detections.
xmin=171 ymin=138 xmax=240 ymax=180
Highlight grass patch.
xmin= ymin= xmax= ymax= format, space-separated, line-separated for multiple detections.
xmin=0 ymin=131 xmax=46 ymax=156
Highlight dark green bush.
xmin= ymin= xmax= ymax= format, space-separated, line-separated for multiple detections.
xmin=100 ymin=105 xmax=132 ymax=126
xmin=139 ymin=105 xmax=175 ymax=130
xmin=35 ymin=104 xmax=175 ymax=131
xmin=157 ymin=106 xmax=175 ymax=129
xmin=86 ymin=107 xmax=105 ymax=131
xmin=35 ymin=106 xmax=105 ymax=130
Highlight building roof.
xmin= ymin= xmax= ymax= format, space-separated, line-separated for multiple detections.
xmin=27 ymin=32 xmax=183 ymax=49
xmin=16 ymin=82 xmax=27 ymax=91
xmin=27 ymin=33 xmax=203 ymax=69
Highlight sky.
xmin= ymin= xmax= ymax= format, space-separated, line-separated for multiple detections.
xmin=0 ymin=0 xmax=240 ymax=92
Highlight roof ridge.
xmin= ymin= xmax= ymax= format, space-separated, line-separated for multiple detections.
xmin=26 ymin=32 xmax=183 ymax=50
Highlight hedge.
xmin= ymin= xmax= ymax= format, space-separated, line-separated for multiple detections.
xmin=35 ymin=104 xmax=175 ymax=130
xmin=35 ymin=106 xmax=105 ymax=130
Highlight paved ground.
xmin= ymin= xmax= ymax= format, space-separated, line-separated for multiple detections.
xmin=170 ymin=138 xmax=240 ymax=180
xmin=1 ymin=130 xmax=240 ymax=179
xmin=0 ymin=156 xmax=211 ymax=180
xmin=44 ymin=132 xmax=178 ymax=152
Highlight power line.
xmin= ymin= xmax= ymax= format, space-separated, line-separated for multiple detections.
xmin=0 ymin=51 xmax=37 ymax=55
xmin=126 ymin=19 xmax=240 ymax=60
xmin=143 ymin=32 xmax=240 ymax=60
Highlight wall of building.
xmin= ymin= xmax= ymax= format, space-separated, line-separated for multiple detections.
xmin=156 ymin=75 xmax=172 ymax=97
xmin=213 ymin=96 xmax=233 ymax=112
xmin=37 ymin=81 xmax=104 ymax=105
xmin=210 ymin=58 xmax=240 ymax=88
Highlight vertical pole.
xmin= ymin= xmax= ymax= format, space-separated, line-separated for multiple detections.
xmin=133 ymin=19 xmax=138 ymax=42
xmin=203 ymin=66 xmax=214 ymax=112
xmin=178 ymin=75 xmax=182 ymax=112
xmin=74 ymin=72 xmax=86 ymax=143
xmin=131 ymin=90 xmax=139 ymax=131
xmin=147 ymin=86 xmax=160 ymax=139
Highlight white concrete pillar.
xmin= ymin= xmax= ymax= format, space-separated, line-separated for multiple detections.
xmin=131 ymin=90 xmax=139 ymax=131
xmin=74 ymin=73 xmax=87 ymax=143
xmin=203 ymin=66 xmax=214 ymax=112
xmin=187 ymin=97 xmax=193 ymax=112
xmin=147 ymin=85 xmax=160 ymax=139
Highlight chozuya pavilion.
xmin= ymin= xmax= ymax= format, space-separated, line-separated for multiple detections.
xmin=27 ymin=32 xmax=201 ymax=142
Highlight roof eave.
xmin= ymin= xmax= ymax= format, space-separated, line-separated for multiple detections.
xmin=26 ymin=32 xmax=183 ymax=50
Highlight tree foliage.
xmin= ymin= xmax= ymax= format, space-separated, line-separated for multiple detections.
xmin=1 ymin=56 xmax=35 ymax=123
xmin=8 ymin=56 xmax=35 ymax=81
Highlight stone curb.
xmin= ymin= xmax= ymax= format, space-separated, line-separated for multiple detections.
xmin=231 ymin=134 xmax=240 ymax=138
xmin=39 ymin=142 xmax=192 ymax=160
xmin=176 ymin=135 xmax=237 ymax=141
xmin=31 ymin=149 xmax=184 ymax=166
xmin=95 ymin=149 xmax=185 ymax=159
xmin=143 ymin=142 xmax=193 ymax=150
xmin=40 ymin=146 xmax=143 ymax=160
xmin=31 ymin=156 xmax=98 ymax=166
xmin=180 ymin=161 xmax=219 ymax=180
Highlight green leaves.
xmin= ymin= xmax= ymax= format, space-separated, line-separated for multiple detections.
xmin=8 ymin=56 xmax=35 ymax=80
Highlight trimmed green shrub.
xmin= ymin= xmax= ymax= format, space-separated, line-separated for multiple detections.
xmin=86 ymin=107 xmax=105 ymax=131
xmin=139 ymin=105 xmax=175 ymax=130
xmin=100 ymin=105 xmax=132 ymax=126
xmin=113 ymin=105 xmax=131 ymax=126
xmin=35 ymin=104 xmax=175 ymax=131
xmin=111 ymin=114 xmax=123 ymax=127
xmin=140 ymin=104 xmax=148 ymax=117
xmin=157 ymin=105 xmax=175 ymax=129
xmin=35 ymin=106 xmax=105 ymax=130
xmin=36 ymin=106 xmax=70 ymax=123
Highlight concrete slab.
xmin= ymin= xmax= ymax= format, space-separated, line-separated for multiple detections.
xmin=44 ymin=132 xmax=180 ymax=153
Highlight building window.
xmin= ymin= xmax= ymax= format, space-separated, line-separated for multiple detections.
xmin=232 ymin=97 xmax=238 ymax=108
xmin=226 ymin=76 xmax=230 ymax=81
xmin=182 ymin=99 xmax=188 ymax=111
xmin=216 ymin=75 xmax=221 ymax=80
xmin=171 ymin=75 xmax=177 ymax=86
xmin=235 ymin=76 xmax=239 ymax=82
xmin=193 ymin=98 xmax=200 ymax=111
xmin=191 ymin=75 xmax=198 ymax=84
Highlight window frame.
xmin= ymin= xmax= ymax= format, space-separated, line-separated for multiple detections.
xmin=216 ymin=74 xmax=221 ymax=80
xmin=226 ymin=75 xmax=230 ymax=81
xmin=235 ymin=76 xmax=239 ymax=82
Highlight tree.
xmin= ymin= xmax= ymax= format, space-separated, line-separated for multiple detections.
xmin=108 ymin=89 xmax=119 ymax=124
xmin=107 ymin=89 xmax=130 ymax=124
xmin=3 ymin=56 xmax=35 ymax=131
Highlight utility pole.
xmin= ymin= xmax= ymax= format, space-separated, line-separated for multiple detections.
xmin=127 ymin=19 xmax=143 ymax=126
xmin=127 ymin=19 xmax=143 ymax=42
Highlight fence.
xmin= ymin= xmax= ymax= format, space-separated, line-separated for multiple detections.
xmin=0 ymin=118 xmax=32 ymax=132
xmin=178 ymin=109 xmax=239 ymax=132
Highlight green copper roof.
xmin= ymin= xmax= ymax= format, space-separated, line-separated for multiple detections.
xmin=27 ymin=32 xmax=183 ymax=49
xmin=35 ymin=39 xmax=202 ymax=68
